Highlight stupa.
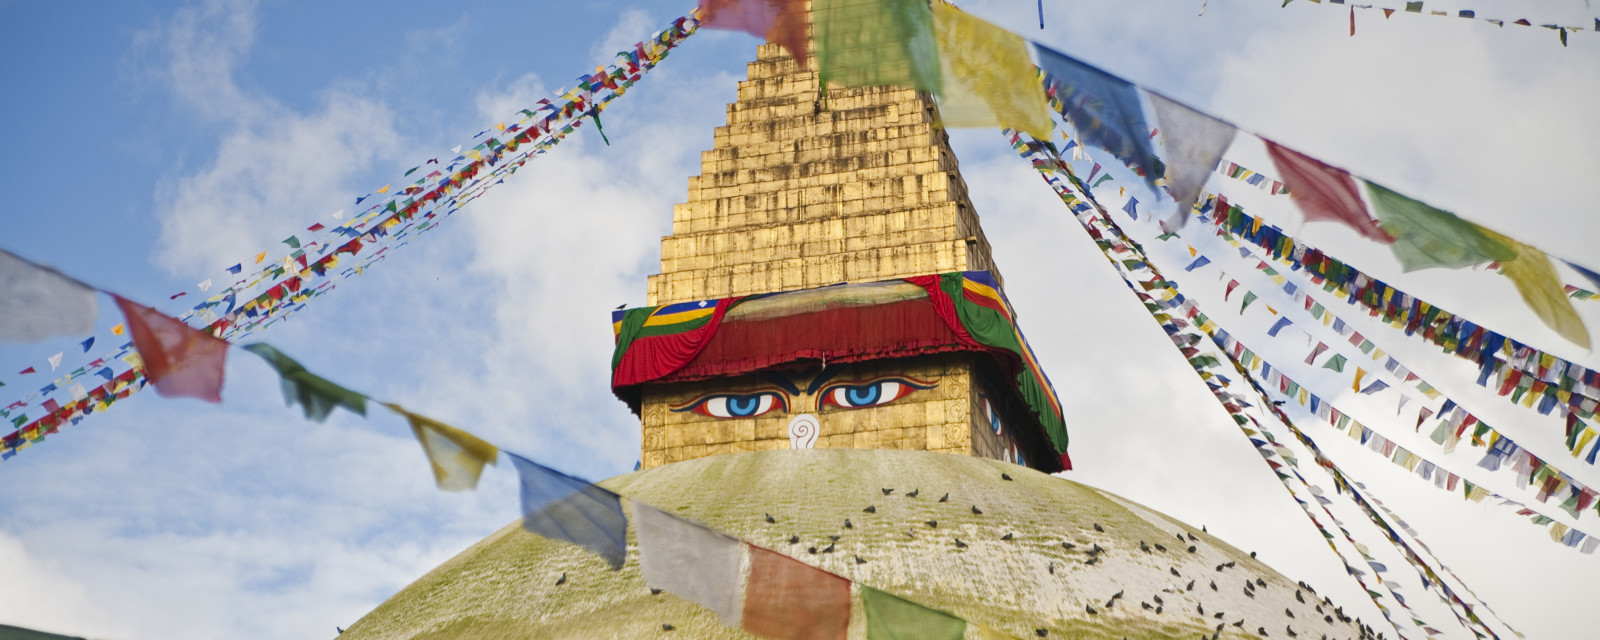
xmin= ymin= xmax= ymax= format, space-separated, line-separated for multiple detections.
xmin=341 ymin=18 xmax=1372 ymax=640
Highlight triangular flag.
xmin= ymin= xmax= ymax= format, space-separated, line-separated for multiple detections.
xmin=1365 ymin=181 xmax=1515 ymax=271
xmin=198 ymin=279 xmax=212 ymax=292
xmin=929 ymin=2 xmax=1053 ymax=138
xmin=1324 ymin=354 xmax=1348 ymax=372
xmin=1305 ymin=342 xmax=1328 ymax=364
xmin=1240 ymin=291 xmax=1258 ymax=313
xmin=815 ymin=0 xmax=941 ymax=93
xmin=1264 ymin=141 xmax=1393 ymax=243
xmin=1122 ymin=196 xmax=1140 ymax=220
xmin=1149 ymin=92 xmax=1236 ymax=216
xmin=1184 ymin=256 xmax=1211 ymax=272
xmin=254 ymin=251 xmax=268 ymax=265
xmin=862 ymin=585 xmax=967 ymax=640
xmin=1033 ymin=43 xmax=1160 ymax=188
xmin=110 ymin=323 xmax=124 ymax=336
xmin=633 ymin=503 xmax=743 ymax=626
xmin=376 ymin=184 xmax=391 ymax=194
xmin=742 ymin=545 xmax=851 ymax=640
xmin=226 ymin=263 xmax=243 ymax=274
xmin=1225 ymin=279 xmax=1240 ymax=300
xmin=1475 ymin=227 xmax=1591 ymax=349
xmin=386 ymin=403 xmax=498 ymax=492
xmin=1360 ymin=380 xmax=1390 ymax=395
xmin=0 ymin=249 xmax=98 ymax=342
xmin=506 ymin=452 xmax=627 ymax=570
xmin=1354 ymin=368 xmax=1368 ymax=392
xmin=113 ymin=296 xmax=228 ymax=403
xmin=47 ymin=353 xmax=62 ymax=370
xmin=242 ymin=343 xmax=366 ymax=421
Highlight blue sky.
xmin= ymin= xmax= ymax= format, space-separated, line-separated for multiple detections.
xmin=1 ymin=1 xmax=1596 ymax=638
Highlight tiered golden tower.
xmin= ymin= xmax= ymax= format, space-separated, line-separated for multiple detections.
xmin=623 ymin=37 xmax=1061 ymax=471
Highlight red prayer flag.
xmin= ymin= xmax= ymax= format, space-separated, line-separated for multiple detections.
xmin=114 ymin=296 xmax=228 ymax=403
xmin=699 ymin=0 xmax=809 ymax=67
xmin=1265 ymin=141 xmax=1394 ymax=243
xmin=742 ymin=545 xmax=850 ymax=640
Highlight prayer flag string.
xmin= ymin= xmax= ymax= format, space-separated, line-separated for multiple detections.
xmin=1279 ymin=0 xmax=1591 ymax=46
xmin=1007 ymin=128 xmax=1524 ymax=638
xmin=0 ymin=12 xmax=704 ymax=458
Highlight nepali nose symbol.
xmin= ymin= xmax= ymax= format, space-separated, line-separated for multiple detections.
xmin=788 ymin=413 xmax=819 ymax=449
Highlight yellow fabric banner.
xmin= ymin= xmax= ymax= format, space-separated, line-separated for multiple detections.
xmin=929 ymin=3 xmax=1053 ymax=139
xmin=386 ymin=403 xmax=500 ymax=491
xmin=1478 ymin=227 xmax=1591 ymax=349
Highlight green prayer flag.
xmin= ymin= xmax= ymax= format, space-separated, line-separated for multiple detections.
xmin=1240 ymin=291 xmax=1258 ymax=313
xmin=282 ymin=236 xmax=301 ymax=249
xmin=1366 ymin=181 xmax=1515 ymax=272
xmin=243 ymin=343 xmax=368 ymax=422
xmin=815 ymin=0 xmax=941 ymax=94
xmin=1323 ymin=354 xmax=1348 ymax=372
xmin=862 ymin=586 xmax=966 ymax=640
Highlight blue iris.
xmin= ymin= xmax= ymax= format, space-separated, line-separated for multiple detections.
xmin=726 ymin=394 xmax=764 ymax=416
xmin=844 ymin=385 xmax=881 ymax=406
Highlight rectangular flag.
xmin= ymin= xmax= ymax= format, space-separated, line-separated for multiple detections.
xmin=113 ymin=296 xmax=228 ymax=403
xmin=1033 ymin=44 xmax=1159 ymax=188
xmin=633 ymin=503 xmax=743 ymax=626
xmin=815 ymin=0 xmax=940 ymax=93
xmin=862 ymin=585 xmax=966 ymax=640
xmin=742 ymin=545 xmax=850 ymax=640
xmin=507 ymin=452 xmax=628 ymax=569
xmin=0 ymin=249 xmax=98 ymax=342
xmin=1365 ymin=180 xmax=1514 ymax=272
xmin=1149 ymin=92 xmax=1235 ymax=217
xmin=929 ymin=2 xmax=1052 ymax=138
xmin=1265 ymin=142 xmax=1392 ymax=243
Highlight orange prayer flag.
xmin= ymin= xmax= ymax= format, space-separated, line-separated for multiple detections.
xmin=113 ymin=296 xmax=228 ymax=403
xmin=742 ymin=545 xmax=850 ymax=640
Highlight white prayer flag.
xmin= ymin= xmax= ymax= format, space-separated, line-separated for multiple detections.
xmin=632 ymin=502 xmax=743 ymax=626
xmin=1149 ymin=92 xmax=1236 ymax=218
xmin=0 ymin=249 xmax=97 ymax=342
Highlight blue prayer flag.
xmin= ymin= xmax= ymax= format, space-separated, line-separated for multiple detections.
xmin=1122 ymin=196 xmax=1140 ymax=220
xmin=1184 ymin=256 xmax=1210 ymax=272
xmin=95 ymin=368 xmax=114 ymax=382
xmin=1267 ymin=316 xmax=1293 ymax=337
xmin=1033 ymin=44 xmax=1159 ymax=188
xmin=80 ymin=337 xmax=94 ymax=352
xmin=226 ymin=264 xmax=242 ymax=275
xmin=507 ymin=452 xmax=628 ymax=570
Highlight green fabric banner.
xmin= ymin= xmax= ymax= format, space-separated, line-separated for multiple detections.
xmin=862 ymin=586 xmax=966 ymax=640
xmin=243 ymin=343 xmax=368 ymax=422
xmin=1366 ymin=181 xmax=1514 ymax=271
xmin=937 ymin=273 xmax=1067 ymax=452
xmin=815 ymin=0 xmax=941 ymax=94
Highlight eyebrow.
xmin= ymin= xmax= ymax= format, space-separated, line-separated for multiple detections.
xmin=806 ymin=367 xmax=844 ymax=395
xmin=758 ymin=372 xmax=802 ymax=396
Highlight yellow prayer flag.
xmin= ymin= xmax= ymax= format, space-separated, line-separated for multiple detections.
xmin=1550 ymin=522 xmax=1569 ymax=543
xmin=376 ymin=184 xmax=391 ymax=194
xmin=1187 ymin=245 xmax=1197 ymax=257
xmin=1353 ymin=368 xmax=1367 ymax=392
xmin=254 ymin=251 xmax=267 ymax=264
xmin=929 ymin=2 xmax=1053 ymax=139
xmin=385 ymin=403 xmax=500 ymax=492
xmin=495 ymin=121 xmax=507 ymax=131
xmin=1371 ymin=349 xmax=1385 ymax=361
xmin=1575 ymin=429 xmax=1598 ymax=458
xmin=1475 ymin=227 xmax=1590 ymax=349
xmin=111 ymin=323 xmax=125 ymax=336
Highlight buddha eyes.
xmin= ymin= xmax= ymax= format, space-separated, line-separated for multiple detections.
xmin=672 ymin=377 xmax=934 ymax=419
xmin=820 ymin=378 xmax=933 ymax=409
xmin=676 ymin=392 xmax=786 ymax=418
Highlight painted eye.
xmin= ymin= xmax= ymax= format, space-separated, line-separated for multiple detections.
xmin=821 ymin=378 xmax=931 ymax=409
xmin=680 ymin=392 xmax=784 ymax=418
